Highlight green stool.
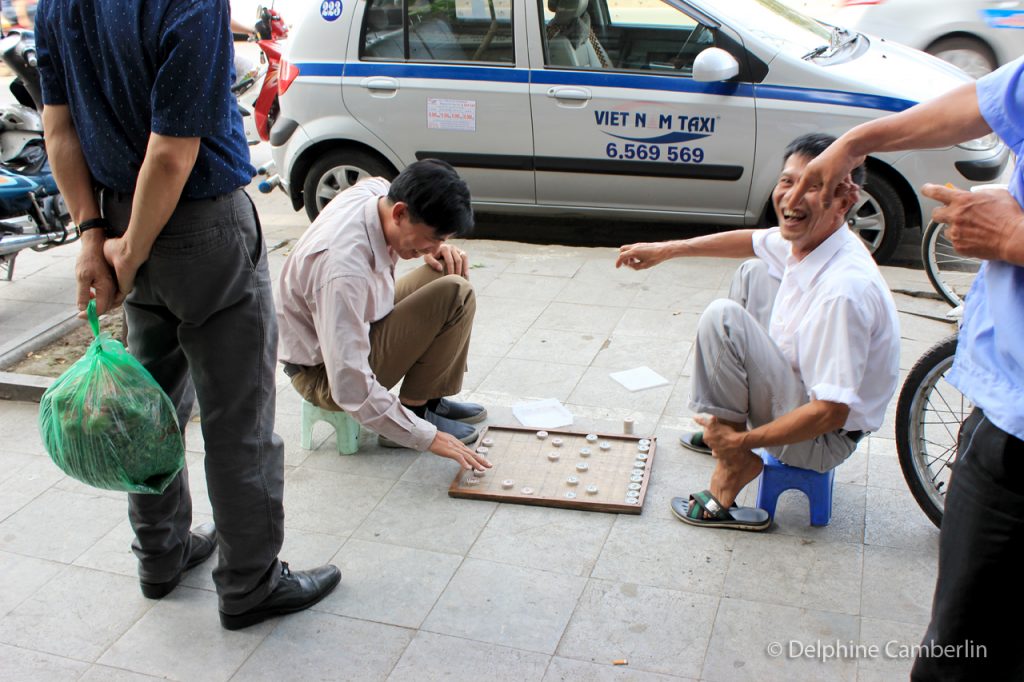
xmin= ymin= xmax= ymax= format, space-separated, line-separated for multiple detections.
xmin=300 ymin=400 xmax=360 ymax=454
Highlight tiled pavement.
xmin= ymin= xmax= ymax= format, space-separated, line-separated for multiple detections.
xmin=0 ymin=178 xmax=956 ymax=681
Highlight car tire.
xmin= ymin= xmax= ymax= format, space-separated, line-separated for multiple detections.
xmin=303 ymin=150 xmax=396 ymax=222
xmin=849 ymin=169 xmax=903 ymax=265
xmin=926 ymin=36 xmax=997 ymax=79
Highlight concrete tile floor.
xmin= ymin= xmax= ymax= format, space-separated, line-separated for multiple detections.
xmin=0 ymin=180 xmax=957 ymax=680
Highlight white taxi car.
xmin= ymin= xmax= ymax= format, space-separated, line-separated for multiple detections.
xmin=270 ymin=0 xmax=1008 ymax=263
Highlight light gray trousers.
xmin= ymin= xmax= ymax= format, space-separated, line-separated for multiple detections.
xmin=689 ymin=259 xmax=858 ymax=473
xmin=103 ymin=189 xmax=283 ymax=614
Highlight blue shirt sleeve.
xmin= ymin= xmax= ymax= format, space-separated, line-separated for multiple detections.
xmin=977 ymin=55 xmax=1024 ymax=155
xmin=35 ymin=0 xmax=68 ymax=106
xmin=151 ymin=0 xmax=236 ymax=137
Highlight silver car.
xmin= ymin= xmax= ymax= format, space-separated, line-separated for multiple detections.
xmin=271 ymin=0 xmax=1008 ymax=263
xmin=823 ymin=0 xmax=1024 ymax=78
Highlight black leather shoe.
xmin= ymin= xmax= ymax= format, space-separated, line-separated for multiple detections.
xmin=219 ymin=562 xmax=341 ymax=631
xmin=140 ymin=522 xmax=218 ymax=599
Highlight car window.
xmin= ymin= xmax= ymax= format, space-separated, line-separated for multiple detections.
xmin=361 ymin=0 xmax=514 ymax=64
xmin=541 ymin=0 xmax=716 ymax=75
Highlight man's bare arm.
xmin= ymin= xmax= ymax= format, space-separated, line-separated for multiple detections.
xmin=616 ymin=229 xmax=757 ymax=270
xmin=42 ymin=104 xmax=117 ymax=315
xmin=698 ymin=400 xmax=850 ymax=458
xmin=104 ymin=133 xmax=200 ymax=297
xmin=791 ymin=82 xmax=991 ymax=209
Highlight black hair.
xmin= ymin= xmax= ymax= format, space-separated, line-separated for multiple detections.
xmin=387 ymin=159 xmax=474 ymax=238
xmin=783 ymin=133 xmax=866 ymax=188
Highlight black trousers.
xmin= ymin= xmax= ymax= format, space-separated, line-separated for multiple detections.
xmin=912 ymin=408 xmax=1024 ymax=680
xmin=102 ymin=189 xmax=285 ymax=614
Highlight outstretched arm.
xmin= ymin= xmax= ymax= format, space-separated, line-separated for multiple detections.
xmin=616 ymin=229 xmax=757 ymax=270
xmin=789 ymin=82 xmax=990 ymax=209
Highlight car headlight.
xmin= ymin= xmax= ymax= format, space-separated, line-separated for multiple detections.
xmin=957 ymin=133 xmax=999 ymax=152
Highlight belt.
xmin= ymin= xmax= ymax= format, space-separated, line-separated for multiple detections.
xmin=282 ymin=362 xmax=307 ymax=378
xmin=840 ymin=429 xmax=866 ymax=444
xmin=98 ymin=185 xmax=239 ymax=206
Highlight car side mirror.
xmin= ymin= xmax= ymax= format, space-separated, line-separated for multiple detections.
xmin=692 ymin=47 xmax=739 ymax=82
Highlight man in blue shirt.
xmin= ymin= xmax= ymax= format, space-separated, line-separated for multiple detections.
xmin=790 ymin=59 xmax=1024 ymax=679
xmin=36 ymin=0 xmax=339 ymax=630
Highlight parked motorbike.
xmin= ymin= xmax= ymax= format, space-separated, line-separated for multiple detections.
xmin=0 ymin=29 xmax=73 ymax=281
xmin=233 ymin=4 xmax=286 ymax=146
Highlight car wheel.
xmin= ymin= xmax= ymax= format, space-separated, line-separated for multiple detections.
xmin=303 ymin=150 xmax=396 ymax=222
xmin=848 ymin=169 xmax=904 ymax=265
xmin=927 ymin=36 xmax=997 ymax=79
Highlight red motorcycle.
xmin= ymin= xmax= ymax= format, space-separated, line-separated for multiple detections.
xmin=233 ymin=4 xmax=287 ymax=146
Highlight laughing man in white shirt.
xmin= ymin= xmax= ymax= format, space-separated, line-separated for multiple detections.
xmin=616 ymin=133 xmax=900 ymax=531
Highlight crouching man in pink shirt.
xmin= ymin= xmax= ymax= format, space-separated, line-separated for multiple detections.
xmin=277 ymin=160 xmax=490 ymax=471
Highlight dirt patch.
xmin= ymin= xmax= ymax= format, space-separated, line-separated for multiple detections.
xmin=7 ymin=307 xmax=126 ymax=378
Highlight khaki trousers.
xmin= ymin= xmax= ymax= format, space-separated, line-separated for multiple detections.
xmin=292 ymin=264 xmax=475 ymax=409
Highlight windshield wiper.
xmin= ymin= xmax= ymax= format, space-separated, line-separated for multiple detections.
xmin=802 ymin=44 xmax=830 ymax=60
xmin=803 ymin=26 xmax=854 ymax=61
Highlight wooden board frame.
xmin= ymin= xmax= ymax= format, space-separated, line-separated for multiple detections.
xmin=448 ymin=425 xmax=656 ymax=514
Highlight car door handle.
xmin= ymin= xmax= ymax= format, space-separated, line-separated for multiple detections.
xmin=361 ymin=77 xmax=399 ymax=92
xmin=547 ymin=87 xmax=591 ymax=102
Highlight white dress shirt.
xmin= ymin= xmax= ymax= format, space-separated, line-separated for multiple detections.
xmin=276 ymin=177 xmax=436 ymax=451
xmin=752 ymin=225 xmax=900 ymax=432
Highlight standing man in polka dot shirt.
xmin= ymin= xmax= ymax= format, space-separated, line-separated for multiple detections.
xmin=35 ymin=0 xmax=340 ymax=630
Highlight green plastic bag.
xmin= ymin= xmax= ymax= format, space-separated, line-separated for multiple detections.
xmin=38 ymin=300 xmax=184 ymax=494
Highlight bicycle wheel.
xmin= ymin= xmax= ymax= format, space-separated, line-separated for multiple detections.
xmin=922 ymin=220 xmax=981 ymax=307
xmin=894 ymin=335 xmax=966 ymax=527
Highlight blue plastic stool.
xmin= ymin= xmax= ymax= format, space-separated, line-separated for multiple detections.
xmin=755 ymin=451 xmax=835 ymax=526
xmin=300 ymin=399 xmax=360 ymax=455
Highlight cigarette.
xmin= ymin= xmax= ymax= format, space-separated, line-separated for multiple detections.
xmin=612 ymin=659 xmax=628 ymax=666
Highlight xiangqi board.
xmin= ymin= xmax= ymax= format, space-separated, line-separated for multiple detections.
xmin=448 ymin=426 xmax=656 ymax=514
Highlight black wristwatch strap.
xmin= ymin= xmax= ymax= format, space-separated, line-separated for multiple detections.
xmin=78 ymin=217 xmax=110 ymax=235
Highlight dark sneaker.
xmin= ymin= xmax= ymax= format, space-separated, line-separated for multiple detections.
xmin=140 ymin=522 xmax=218 ymax=599
xmin=378 ymin=411 xmax=479 ymax=448
xmin=679 ymin=430 xmax=712 ymax=455
xmin=430 ymin=398 xmax=487 ymax=424
xmin=219 ymin=562 xmax=341 ymax=631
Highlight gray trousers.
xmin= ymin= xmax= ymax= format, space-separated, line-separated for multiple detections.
xmin=689 ymin=259 xmax=858 ymax=473
xmin=102 ymin=189 xmax=283 ymax=614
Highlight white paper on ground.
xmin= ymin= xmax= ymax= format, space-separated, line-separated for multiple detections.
xmin=609 ymin=366 xmax=670 ymax=392
xmin=511 ymin=398 xmax=574 ymax=429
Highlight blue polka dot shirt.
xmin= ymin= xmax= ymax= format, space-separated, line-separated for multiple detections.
xmin=35 ymin=0 xmax=255 ymax=198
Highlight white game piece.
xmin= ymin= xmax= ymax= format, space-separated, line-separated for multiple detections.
xmin=464 ymin=477 xmax=481 ymax=486
xmin=536 ymin=430 xmax=548 ymax=439
xmin=625 ymin=498 xmax=639 ymax=505
xmin=632 ymin=468 xmax=645 ymax=476
xmin=564 ymin=491 xmax=577 ymax=500
xmin=579 ymin=447 xmax=592 ymax=457
xmin=633 ymin=460 xmax=646 ymax=469
xmin=626 ymin=490 xmax=640 ymax=499
xmin=482 ymin=437 xmax=494 ymax=446
xmin=473 ymin=468 xmax=487 ymax=476
xmin=576 ymin=462 xmax=589 ymax=472
xmin=636 ymin=453 xmax=648 ymax=462
xmin=586 ymin=434 xmax=599 ymax=442
xmin=476 ymin=446 xmax=489 ymax=454
xmin=551 ymin=437 xmax=564 ymax=447
xmin=585 ymin=484 xmax=599 ymax=495
xmin=638 ymin=438 xmax=651 ymax=447
xmin=637 ymin=444 xmax=650 ymax=453
xmin=623 ymin=417 xmax=635 ymax=434
xmin=521 ymin=487 xmax=534 ymax=495
xmin=502 ymin=479 xmax=515 ymax=489
xmin=566 ymin=476 xmax=580 ymax=486
xmin=599 ymin=441 xmax=612 ymax=450
xmin=628 ymin=482 xmax=642 ymax=490
xmin=547 ymin=452 xmax=560 ymax=462
xmin=630 ymin=475 xmax=644 ymax=483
